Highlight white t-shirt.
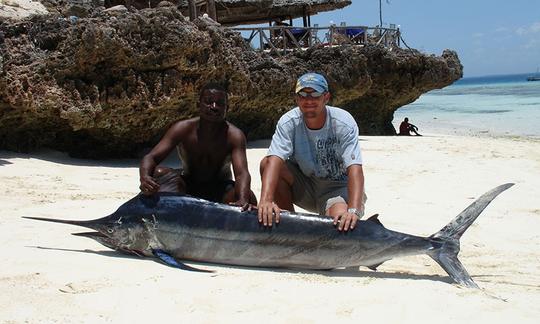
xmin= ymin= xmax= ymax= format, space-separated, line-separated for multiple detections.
xmin=267 ymin=106 xmax=363 ymax=181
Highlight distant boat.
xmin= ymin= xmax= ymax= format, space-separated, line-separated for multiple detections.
xmin=527 ymin=68 xmax=540 ymax=81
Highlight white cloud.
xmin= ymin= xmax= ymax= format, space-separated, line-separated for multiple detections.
xmin=531 ymin=22 xmax=540 ymax=33
xmin=515 ymin=21 xmax=540 ymax=36
xmin=472 ymin=32 xmax=484 ymax=38
xmin=523 ymin=38 xmax=539 ymax=50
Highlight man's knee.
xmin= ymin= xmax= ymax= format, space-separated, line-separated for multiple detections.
xmin=261 ymin=157 xmax=294 ymax=185
xmin=259 ymin=157 xmax=269 ymax=176
xmin=260 ymin=156 xmax=281 ymax=173
xmin=153 ymin=166 xmax=174 ymax=177
xmin=152 ymin=167 xmax=185 ymax=193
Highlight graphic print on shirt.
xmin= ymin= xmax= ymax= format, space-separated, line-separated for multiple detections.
xmin=311 ymin=134 xmax=346 ymax=181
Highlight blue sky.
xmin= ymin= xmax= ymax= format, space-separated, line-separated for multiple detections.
xmin=302 ymin=0 xmax=540 ymax=77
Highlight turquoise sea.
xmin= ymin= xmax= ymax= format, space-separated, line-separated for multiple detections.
xmin=392 ymin=74 xmax=540 ymax=138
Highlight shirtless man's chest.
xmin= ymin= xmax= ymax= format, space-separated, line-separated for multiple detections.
xmin=178 ymin=124 xmax=232 ymax=182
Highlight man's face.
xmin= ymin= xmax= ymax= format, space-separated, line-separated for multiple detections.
xmin=295 ymin=87 xmax=330 ymax=119
xmin=199 ymin=89 xmax=228 ymax=122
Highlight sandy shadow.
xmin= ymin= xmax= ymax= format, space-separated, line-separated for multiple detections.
xmin=205 ymin=261 xmax=454 ymax=285
xmin=0 ymin=149 xmax=139 ymax=168
xmin=29 ymin=246 xmax=142 ymax=260
xmin=0 ymin=158 xmax=12 ymax=166
xmin=28 ymin=245 xmax=454 ymax=285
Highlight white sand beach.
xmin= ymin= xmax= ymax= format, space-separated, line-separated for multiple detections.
xmin=1 ymin=134 xmax=539 ymax=323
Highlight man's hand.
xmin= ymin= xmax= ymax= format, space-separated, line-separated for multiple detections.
xmin=257 ymin=200 xmax=281 ymax=227
xmin=332 ymin=211 xmax=359 ymax=232
xmin=139 ymin=175 xmax=160 ymax=195
xmin=229 ymin=200 xmax=253 ymax=212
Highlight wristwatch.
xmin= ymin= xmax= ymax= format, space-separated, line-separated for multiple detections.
xmin=347 ymin=207 xmax=362 ymax=218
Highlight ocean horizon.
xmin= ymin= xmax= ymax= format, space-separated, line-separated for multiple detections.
xmin=392 ymin=73 xmax=540 ymax=138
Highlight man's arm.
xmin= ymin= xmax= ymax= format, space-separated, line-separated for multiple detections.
xmin=332 ymin=164 xmax=365 ymax=231
xmin=347 ymin=164 xmax=365 ymax=213
xmin=229 ymin=127 xmax=252 ymax=209
xmin=139 ymin=122 xmax=185 ymax=194
xmin=334 ymin=116 xmax=364 ymax=231
xmin=258 ymin=155 xmax=284 ymax=226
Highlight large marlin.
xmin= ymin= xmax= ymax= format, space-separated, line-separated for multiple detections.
xmin=24 ymin=183 xmax=513 ymax=288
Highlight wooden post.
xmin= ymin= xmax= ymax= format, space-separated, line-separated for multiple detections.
xmin=188 ymin=0 xmax=197 ymax=21
xmin=207 ymin=0 xmax=217 ymax=21
xmin=364 ymin=27 xmax=368 ymax=44
xmin=259 ymin=28 xmax=263 ymax=51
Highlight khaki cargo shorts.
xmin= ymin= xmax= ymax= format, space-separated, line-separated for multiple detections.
xmin=286 ymin=161 xmax=366 ymax=216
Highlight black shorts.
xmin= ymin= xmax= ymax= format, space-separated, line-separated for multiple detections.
xmin=184 ymin=177 xmax=236 ymax=203
xmin=153 ymin=168 xmax=235 ymax=203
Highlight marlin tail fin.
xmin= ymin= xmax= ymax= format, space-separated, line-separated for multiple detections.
xmin=428 ymin=183 xmax=514 ymax=288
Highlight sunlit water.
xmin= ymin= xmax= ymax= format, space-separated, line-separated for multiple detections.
xmin=392 ymin=74 xmax=540 ymax=138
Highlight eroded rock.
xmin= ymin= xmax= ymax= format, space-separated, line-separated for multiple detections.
xmin=0 ymin=7 xmax=462 ymax=157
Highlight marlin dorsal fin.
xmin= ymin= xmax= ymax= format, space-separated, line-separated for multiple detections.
xmin=366 ymin=214 xmax=383 ymax=226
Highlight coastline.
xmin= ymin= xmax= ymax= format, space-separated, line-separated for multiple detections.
xmin=1 ymin=133 xmax=539 ymax=322
xmin=392 ymin=74 xmax=540 ymax=140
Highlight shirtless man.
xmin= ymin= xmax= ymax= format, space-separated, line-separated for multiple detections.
xmin=139 ymin=83 xmax=256 ymax=209
xmin=398 ymin=117 xmax=421 ymax=136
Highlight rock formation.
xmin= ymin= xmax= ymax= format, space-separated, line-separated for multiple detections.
xmin=0 ymin=6 xmax=462 ymax=158
xmin=0 ymin=0 xmax=49 ymax=20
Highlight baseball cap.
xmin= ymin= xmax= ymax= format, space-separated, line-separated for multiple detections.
xmin=295 ymin=73 xmax=329 ymax=94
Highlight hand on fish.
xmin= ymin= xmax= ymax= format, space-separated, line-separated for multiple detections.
xmin=228 ymin=200 xmax=254 ymax=212
xmin=257 ymin=200 xmax=281 ymax=227
xmin=257 ymin=201 xmax=359 ymax=231
xmin=140 ymin=175 xmax=160 ymax=195
xmin=332 ymin=211 xmax=359 ymax=232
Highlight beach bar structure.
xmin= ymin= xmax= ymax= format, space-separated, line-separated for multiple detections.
xmin=230 ymin=24 xmax=400 ymax=53
xmin=116 ymin=1 xmax=401 ymax=52
xmin=175 ymin=0 xmax=401 ymax=52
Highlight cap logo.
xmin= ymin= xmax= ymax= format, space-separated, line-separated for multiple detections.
xmin=295 ymin=73 xmax=328 ymax=94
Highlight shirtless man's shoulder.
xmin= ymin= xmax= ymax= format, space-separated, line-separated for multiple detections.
xmin=168 ymin=117 xmax=199 ymax=137
xmin=225 ymin=121 xmax=247 ymax=146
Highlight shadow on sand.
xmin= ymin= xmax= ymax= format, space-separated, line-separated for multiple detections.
xmin=0 ymin=149 xmax=139 ymax=168
xmin=28 ymin=245 xmax=454 ymax=286
xmin=0 ymin=159 xmax=12 ymax=166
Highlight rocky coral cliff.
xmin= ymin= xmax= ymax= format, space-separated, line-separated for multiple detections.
xmin=0 ymin=7 xmax=462 ymax=158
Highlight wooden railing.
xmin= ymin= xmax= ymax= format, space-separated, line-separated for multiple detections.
xmin=228 ymin=25 xmax=401 ymax=53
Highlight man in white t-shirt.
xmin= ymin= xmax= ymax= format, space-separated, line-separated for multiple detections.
xmin=258 ymin=72 xmax=366 ymax=231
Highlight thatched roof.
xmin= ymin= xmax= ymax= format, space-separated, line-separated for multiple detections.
xmin=178 ymin=0 xmax=352 ymax=26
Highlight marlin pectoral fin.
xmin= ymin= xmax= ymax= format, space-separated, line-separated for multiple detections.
xmin=152 ymin=249 xmax=213 ymax=273
xmin=367 ymin=261 xmax=384 ymax=271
